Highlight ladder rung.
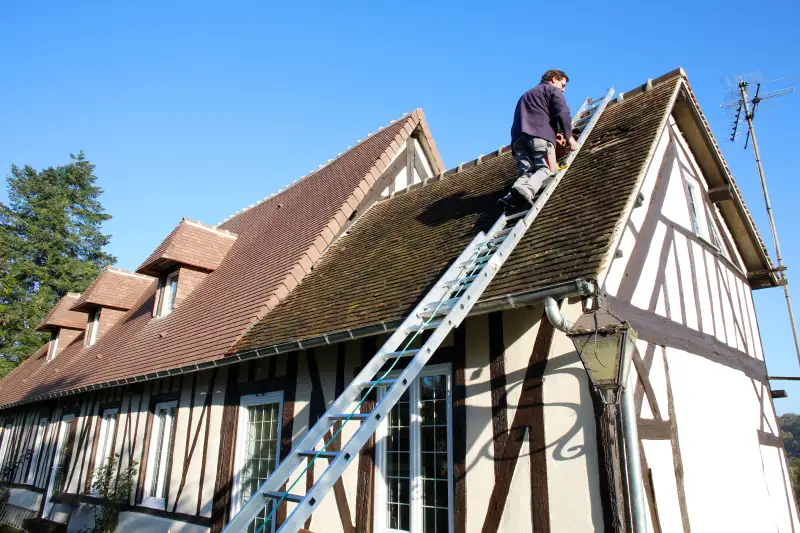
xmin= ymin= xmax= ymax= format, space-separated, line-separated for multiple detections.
xmin=419 ymin=300 xmax=458 ymax=319
xmin=443 ymin=273 xmax=479 ymax=287
xmin=384 ymin=348 xmax=420 ymax=359
xmin=361 ymin=379 xmax=397 ymax=388
xmin=494 ymin=227 xmax=513 ymax=237
xmin=461 ymin=255 xmax=491 ymax=268
xmin=298 ymin=449 xmax=339 ymax=459
xmin=417 ymin=319 xmax=443 ymax=331
xmin=503 ymin=210 xmax=527 ymax=222
xmin=421 ymin=298 xmax=458 ymax=313
xmin=329 ymin=413 xmax=370 ymax=421
xmin=486 ymin=236 xmax=506 ymax=246
xmin=264 ymin=490 xmax=303 ymax=504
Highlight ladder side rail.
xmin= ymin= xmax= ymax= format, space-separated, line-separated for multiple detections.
xmin=520 ymin=87 xmax=615 ymax=230
xmin=282 ymin=89 xmax=616 ymax=530
xmin=222 ymin=231 xmax=491 ymax=533
xmin=224 ymin=86 xmax=615 ymax=533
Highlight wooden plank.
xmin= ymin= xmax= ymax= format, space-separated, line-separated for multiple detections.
xmin=605 ymin=295 xmax=767 ymax=382
xmin=637 ymin=419 xmax=670 ymax=440
xmin=211 ymin=363 xmax=242 ymax=533
xmin=481 ymin=309 xmax=555 ymax=533
xmin=452 ymin=325 xmax=468 ymax=533
xmin=355 ymin=337 xmax=377 ymax=533
xmin=708 ymin=185 xmax=733 ymax=204
xmin=663 ymin=353 xmax=691 ymax=533
xmin=488 ymin=311 xmax=508 ymax=479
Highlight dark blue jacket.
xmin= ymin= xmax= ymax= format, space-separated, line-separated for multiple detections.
xmin=511 ymin=83 xmax=573 ymax=145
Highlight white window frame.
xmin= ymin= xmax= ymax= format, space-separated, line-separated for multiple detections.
xmin=43 ymin=414 xmax=74 ymax=518
xmin=141 ymin=400 xmax=178 ymax=510
xmin=374 ymin=364 xmax=454 ymax=533
xmin=26 ymin=416 xmax=49 ymax=485
xmin=46 ymin=334 xmax=59 ymax=362
xmin=0 ymin=424 xmax=12 ymax=469
xmin=155 ymin=271 xmax=179 ymax=318
xmin=94 ymin=408 xmax=119 ymax=473
xmin=85 ymin=310 xmax=100 ymax=347
xmin=230 ymin=391 xmax=284 ymax=529
xmin=684 ymin=178 xmax=708 ymax=239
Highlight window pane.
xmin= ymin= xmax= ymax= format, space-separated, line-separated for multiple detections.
xmin=386 ymin=389 xmax=410 ymax=532
xmin=241 ymin=402 xmax=280 ymax=533
xmin=420 ymin=375 xmax=448 ymax=533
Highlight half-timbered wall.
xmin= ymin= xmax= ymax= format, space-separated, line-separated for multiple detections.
xmin=0 ymin=299 xmax=610 ymax=533
xmin=602 ymin=115 xmax=800 ymax=532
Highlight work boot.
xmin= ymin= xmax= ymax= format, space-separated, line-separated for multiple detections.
xmin=497 ymin=188 xmax=529 ymax=214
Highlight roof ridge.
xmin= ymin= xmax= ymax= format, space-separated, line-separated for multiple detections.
xmin=379 ymin=146 xmax=514 ymax=202
xmin=106 ymin=266 xmax=155 ymax=281
xmin=379 ymin=69 xmax=690 ymax=203
xmin=215 ymin=110 xmax=416 ymax=226
xmin=181 ymin=218 xmax=237 ymax=238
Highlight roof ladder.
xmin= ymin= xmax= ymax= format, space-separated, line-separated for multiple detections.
xmin=222 ymin=86 xmax=615 ymax=533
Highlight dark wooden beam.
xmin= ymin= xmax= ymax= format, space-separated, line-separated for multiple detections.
xmin=758 ymin=429 xmax=784 ymax=448
xmin=605 ymin=295 xmax=767 ymax=383
xmin=637 ymin=418 xmax=671 ymax=440
xmin=707 ymin=185 xmax=733 ymax=204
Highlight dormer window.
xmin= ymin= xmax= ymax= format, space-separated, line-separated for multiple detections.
xmin=85 ymin=310 xmax=100 ymax=347
xmin=46 ymin=335 xmax=59 ymax=362
xmin=156 ymin=271 xmax=179 ymax=318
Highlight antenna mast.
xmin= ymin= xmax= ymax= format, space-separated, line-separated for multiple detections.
xmin=726 ymin=74 xmax=800 ymax=364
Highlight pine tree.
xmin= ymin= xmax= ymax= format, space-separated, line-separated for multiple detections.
xmin=0 ymin=152 xmax=115 ymax=376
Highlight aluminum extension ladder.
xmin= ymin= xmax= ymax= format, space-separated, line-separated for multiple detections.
xmin=223 ymin=85 xmax=615 ymax=533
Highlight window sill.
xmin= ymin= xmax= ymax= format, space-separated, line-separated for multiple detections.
xmin=139 ymin=497 xmax=167 ymax=511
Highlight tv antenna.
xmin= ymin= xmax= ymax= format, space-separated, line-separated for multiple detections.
xmin=721 ymin=72 xmax=800 ymax=364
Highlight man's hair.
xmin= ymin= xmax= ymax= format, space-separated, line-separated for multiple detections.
xmin=541 ymin=70 xmax=569 ymax=84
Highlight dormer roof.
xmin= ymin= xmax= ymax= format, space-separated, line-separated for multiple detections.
xmin=35 ymin=293 xmax=87 ymax=333
xmin=70 ymin=268 xmax=155 ymax=312
xmin=136 ymin=218 xmax=237 ymax=276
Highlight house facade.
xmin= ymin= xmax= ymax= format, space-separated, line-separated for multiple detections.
xmin=0 ymin=68 xmax=796 ymax=533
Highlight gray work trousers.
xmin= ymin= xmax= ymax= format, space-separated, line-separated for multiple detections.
xmin=511 ymin=135 xmax=557 ymax=202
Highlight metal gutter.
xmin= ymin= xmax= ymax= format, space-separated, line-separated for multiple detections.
xmin=0 ymin=278 xmax=596 ymax=410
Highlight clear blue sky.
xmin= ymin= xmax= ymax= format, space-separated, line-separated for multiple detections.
xmin=2 ymin=1 xmax=799 ymax=411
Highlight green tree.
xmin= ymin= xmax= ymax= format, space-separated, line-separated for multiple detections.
xmin=0 ymin=152 xmax=115 ymax=376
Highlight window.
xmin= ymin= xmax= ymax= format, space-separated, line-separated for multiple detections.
xmin=0 ymin=424 xmax=13 ymax=472
xmin=376 ymin=366 xmax=453 ymax=533
xmin=142 ymin=401 xmax=178 ymax=509
xmin=705 ymin=204 xmax=725 ymax=251
xmin=155 ymin=271 xmax=179 ymax=317
xmin=43 ymin=414 xmax=74 ymax=519
xmin=232 ymin=392 xmax=283 ymax=533
xmin=85 ymin=310 xmax=100 ymax=347
xmin=94 ymin=409 xmax=119 ymax=472
xmin=47 ymin=334 xmax=59 ymax=362
xmin=685 ymin=179 xmax=704 ymax=237
xmin=26 ymin=417 xmax=48 ymax=485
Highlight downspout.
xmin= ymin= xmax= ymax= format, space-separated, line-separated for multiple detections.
xmin=544 ymin=296 xmax=646 ymax=533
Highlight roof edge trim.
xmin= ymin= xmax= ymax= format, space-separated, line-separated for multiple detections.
xmin=0 ymin=279 xmax=594 ymax=409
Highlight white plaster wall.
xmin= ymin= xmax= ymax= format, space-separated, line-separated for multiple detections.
xmin=463 ymin=314 xmax=493 ymax=533
xmin=666 ymin=347 xmax=791 ymax=532
xmin=542 ymin=301 xmax=604 ymax=533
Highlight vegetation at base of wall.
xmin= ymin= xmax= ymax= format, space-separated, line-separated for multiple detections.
xmin=79 ymin=454 xmax=137 ymax=533
xmin=0 ymin=152 xmax=115 ymax=377
xmin=779 ymin=413 xmax=800 ymax=505
xmin=0 ymin=453 xmax=30 ymax=505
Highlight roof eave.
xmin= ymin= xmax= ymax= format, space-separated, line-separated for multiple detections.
xmin=670 ymin=80 xmax=776 ymax=288
xmin=0 ymin=278 xmax=594 ymax=410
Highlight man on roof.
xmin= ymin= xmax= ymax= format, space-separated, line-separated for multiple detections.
xmin=499 ymin=69 xmax=578 ymax=212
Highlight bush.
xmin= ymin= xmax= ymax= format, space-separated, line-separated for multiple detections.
xmin=80 ymin=455 xmax=137 ymax=533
